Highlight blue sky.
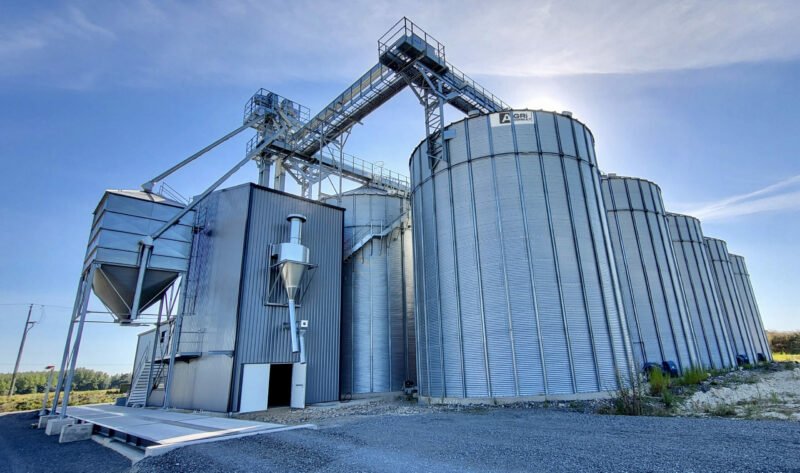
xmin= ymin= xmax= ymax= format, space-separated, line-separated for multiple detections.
xmin=1 ymin=0 xmax=799 ymax=373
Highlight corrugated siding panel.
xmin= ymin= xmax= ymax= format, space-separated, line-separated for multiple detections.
xmin=452 ymin=163 xmax=489 ymax=397
xmin=603 ymin=178 xmax=697 ymax=372
xmin=496 ymin=154 xmax=543 ymax=396
xmin=705 ymin=238 xmax=757 ymax=364
xmin=434 ymin=171 xmax=463 ymax=396
xmin=410 ymin=111 xmax=629 ymax=399
xmin=333 ymin=189 xmax=414 ymax=395
xmin=666 ymin=213 xmax=735 ymax=369
xmin=730 ymin=255 xmax=772 ymax=361
xmin=233 ymin=185 xmax=343 ymax=408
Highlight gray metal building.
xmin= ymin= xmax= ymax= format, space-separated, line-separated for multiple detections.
xmin=135 ymin=183 xmax=343 ymax=412
xmin=601 ymin=176 xmax=699 ymax=373
xmin=328 ymin=187 xmax=416 ymax=395
xmin=705 ymin=237 xmax=758 ymax=364
xmin=665 ymin=213 xmax=736 ymax=369
xmin=409 ymin=110 xmax=635 ymax=401
xmin=730 ymin=254 xmax=772 ymax=362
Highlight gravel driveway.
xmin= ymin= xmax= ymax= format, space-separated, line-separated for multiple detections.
xmin=133 ymin=408 xmax=800 ymax=473
xmin=0 ymin=411 xmax=130 ymax=473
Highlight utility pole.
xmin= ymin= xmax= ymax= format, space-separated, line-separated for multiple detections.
xmin=8 ymin=304 xmax=36 ymax=397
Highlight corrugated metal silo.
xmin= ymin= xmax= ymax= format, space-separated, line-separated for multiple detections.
xmin=729 ymin=254 xmax=772 ymax=362
xmin=601 ymin=176 xmax=699 ymax=373
xmin=704 ymin=237 xmax=758 ymax=364
xmin=666 ymin=213 xmax=736 ymax=369
xmin=327 ymin=187 xmax=416 ymax=395
xmin=409 ymin=110 xmax=634 ymax=401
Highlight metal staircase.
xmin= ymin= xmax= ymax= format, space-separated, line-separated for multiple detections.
xmin=127 ymin=360 xmax=152 ymax=407
xmin=343 ymin=212 xmax=407 ymax=260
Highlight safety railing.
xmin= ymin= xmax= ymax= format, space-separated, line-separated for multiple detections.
xmin=378 ymin=17 xmax=445 ymax=62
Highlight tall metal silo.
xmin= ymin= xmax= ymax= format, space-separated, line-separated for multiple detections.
xmin=601 ymin=176 xmax=699 ymax=373
xmin=666 ymin=213 xmax=736 ymax=369
xmin=704 ymin=237 xmax=757 ymax=364
xmin=409 ymin=110 xmax=634 ymax=401
xmin=327 ymin=187 xmax=416 ymax=395
xmin=729 ymin=254 xmax=772 ymax=362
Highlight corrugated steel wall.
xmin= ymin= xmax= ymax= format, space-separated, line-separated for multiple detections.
xmin=331 ymin=187 xmax=416 ymax=395
xmin=232 ymin=184 xmax=343 ymax=409
xmin=168 ymin=184 xmax=342 ymax=411
xmin=666 ymin=213 xmax=736 ymax=369
xmin=410 ymin=111 xmax=634 ymax=400
xmin=704 ymin=237 xmax=758 ymax=364
xmin=602 ymin=177 xmax=699 ymax=372
xmin=729 ymin=254 xmax=772 ymax=362
xmin=169 ymin=186 xmax=250 ymax=411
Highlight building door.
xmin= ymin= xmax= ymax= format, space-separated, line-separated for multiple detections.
xmin=240 ymin=364 xmax=270 ymax=413
xmin=290 ymin=363 xmax=307 ymax=409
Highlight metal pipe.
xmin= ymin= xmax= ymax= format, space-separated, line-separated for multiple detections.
xmin=288 ymin=299 xmax=300 ymax=353
xmin=141 ymin=119 xmax=257 ymax=192
xmin=60 ymin=264 xmax=97 ymax=418
xmin=39 ymin=366 xmax=55 ymax=416
xmin=130 ymin=243 xmax=153 ymax=319
xmin=51 ymin=274 xmax=89 ymax=412
xmin=288 ymin=215 xmax=305 ymax=244
xmin=163 ymin=276 xmax=188 ymax=408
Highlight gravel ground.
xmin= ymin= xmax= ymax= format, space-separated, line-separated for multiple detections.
xmin=133 ymin=408 xmax=800 ymax=473
xmin=0 ymin=411 xmax=130 ymax=473
xmin=680 ymin=367 xmax=800 ymax=420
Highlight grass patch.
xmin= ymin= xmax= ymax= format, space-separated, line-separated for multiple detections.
xmin=675 ymin=367 xmax=709 ymax=386
xmin=612 ymin=378 xmax=645 ymax=416
xmin=773 ymin=353 xmax=800 ymax=363
xmin=706 ymin=404 xmax=737 ymax=417
xmin=648 ymin=369 xmax=670 ymax=396
xmin=0 ymin=390 xmax=120 ymax=413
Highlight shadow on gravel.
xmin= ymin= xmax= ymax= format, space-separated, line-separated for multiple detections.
xmin=0 ymin=411 xmax=130 ymax=473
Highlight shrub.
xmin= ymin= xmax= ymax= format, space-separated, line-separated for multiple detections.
xmin=676 ymin=367 xmax=708 ymax=386
xmin=648 ymin=369 xmax=670 ymax=396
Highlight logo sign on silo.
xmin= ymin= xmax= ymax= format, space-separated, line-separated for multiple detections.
xmin=491 ymin=111 xmax=534 ymax=127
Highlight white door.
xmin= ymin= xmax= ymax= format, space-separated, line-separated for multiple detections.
xmin=290 ymin=363 xmax=307 ymax=409
xmin=240 ymin=364 xmax=270 ymax=413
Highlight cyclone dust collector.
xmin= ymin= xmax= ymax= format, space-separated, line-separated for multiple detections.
xmin=274 ymin=214 xmax=311 ymax=360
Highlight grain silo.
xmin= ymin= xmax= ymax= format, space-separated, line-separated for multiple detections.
xmin=327 ymin=187 xmax=416 ymax=396
xmin=601 ymin=176 xmax=699 ymax=374
xmin=665 ymin=213 xmax=736 ymax=369
xmin=409 ymin=110 xmax=634 ymax=401
xmin=704 ymin=237 xmax=757 ymax=365
xmin=729 ymin=254 xmax=772 ymax=362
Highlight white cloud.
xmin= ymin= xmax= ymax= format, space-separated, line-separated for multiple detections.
xmin=676 ymin=175 xmax=800 ymax=221
xmin=1 ymin=0 xmax=800 ymax=89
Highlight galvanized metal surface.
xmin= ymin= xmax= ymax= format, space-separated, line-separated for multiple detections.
xmin=602 ymin=177 xmax=699 ymax=373
xmin=729 ymin=254 xmax=772 ymax=362
xmin=410 ymin=111 xmax=634 ymax=400
xmin=232 ymin=184 xmax=343 ymax=409
xmin=86 ymin=190 xmax=195 ymax=321
xmin=666 ymin=213 xmax=736 ymax=369
xmin=330 ymin=188 xmax=415 ymax=395
xmin=704 ymin=238 xmax=758 ymax=364
xmin=171 ymin=184 xmax=343 ymax=411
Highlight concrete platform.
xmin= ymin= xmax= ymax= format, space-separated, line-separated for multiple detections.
xmin=57 ymin=405 xmax=309 ymax=456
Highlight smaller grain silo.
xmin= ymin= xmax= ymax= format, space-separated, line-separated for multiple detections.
xmin=328 ymin=187 xmax=416 ymax=396
xmin=602 ymin=176 xmax=699 ymax=373
xmin=666 ymin=213 xmax=736 ymax=369
xmin=729 ymin=254 xmax=772 ymax=362
xmin=704 ymin=237 xmax=757 ymax=365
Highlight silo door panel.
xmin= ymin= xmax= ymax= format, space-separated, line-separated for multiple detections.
xmin=240 ymin=364 xmax=270 ymax=413
xmin=290 ymin=363 xmax=307 ymax=409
